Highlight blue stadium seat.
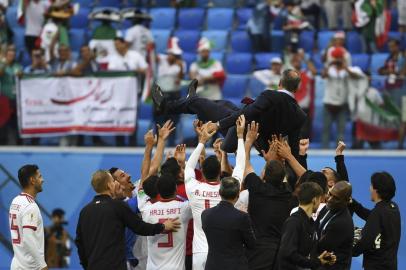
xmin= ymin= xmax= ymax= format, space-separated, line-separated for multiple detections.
xmin=95 ymin=0 xmax=122 ymax=7
xmin=380 ymin=31 xmax=403 ymax=52
xmin=180 ymin=115 xmax=197 ymax=139
xmin=152 ymin=30 xmax=171 ymax=54
xmin=196 ymin=0 xmax=209 ymax=7
xmin=248 ymin=76 xmax=266 ymax=97
xmin=121 ymin=19 xmax=133 ymax=30
xmin=178 ymin=8 xmax=205 ymax=30
xmin=210 ymin=52 xmax=225 ymax=62
xmin=345 ymin=31 xmax=363 ymax=54
xmin=390 ymin=8 xmax=398 ymax=31
xmin=254 ymin=53 xmax=281 ymax=70
xmin=20 ymin=51 xmax=31 ymax=68
xmin=207 ymin=8 xmax=234 ymax=30
xmin=230 ymin=31 xmax=252 ymax=52
xmin=153 ymin=0 xmax=172 ymax=6
xmin=317 ymin=31 xmax=334 ymax=51
xmin=182 ymin=52 xmax=197 ymax=72
xmin=12 ymin=28 xmax=25 ymax=49
xmin=136 ymin=120 xmax=152 ymax=145
xmin=211 ymin=0 xmax=236 ymax=7
xmin=271 ymin=30 xmax=284 ymax=52
xmin=150 ymin=8 xmax=176 ymax=30
xmin=236 ymin=8 xmax=252 ymax=30
xmin=370 ymin=53 xmax=389 ymax=75
xmin=299 ymin=31 xmax=315 ymax=52
xmin=201 ymin=30 xmax=228 ymax=52
xmin=371 ymin=75 xmax=386 ymax=90
xmin=225 ymin=53 xmax=252 ymax=74
xmin=138 ymin=103 xmax=153 ymax=120
xmin=76 ymin=0 xmax=94 ymax=7
xmin=70 ymin=8 xmax=90 ymax=29
xmin=311 ymin=53 xmax=323 ymax=73
xmin=174 ymin=30 xmax=200 ymax=53
xmin=6 ymin=6 xmax=22 ymax=30
xmin=69 ymin=29 xmax=86 ymax=51
xmin=222 ymin=74 xmax=249 ymax=99
xmin=351 ymin=54 xmax=370 ymax=73
xmin=272 ymin=15 xmax=284 ymax=30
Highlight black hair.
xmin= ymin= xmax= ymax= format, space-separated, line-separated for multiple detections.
xmin=371 ymin=171 xmax=396 ymax=201
xmin=219 ymin=177 xmax=240 ymax=200
xmin=18 ymin=164 xmax=39 ymax=188
xmin=281 ymin=69 xmax=301 ymax=92
xmin=109 ymin=167 xmax=119 ymax=176
xmin=263 ymin=160 xmax=286 ymax=188
xmin=202 ymin=155 xmax=221 ymax=181
xmin=52 ymin=208 xmax=65 ymax=218
xmin=298 ymin=182 xmax=323 ymax=205
xmin=388 ymin=38 xmax=400 ymax=46
xmin=161 ymin=158 xmax=181 ymax=179
xmin=307 ymin=172 xmax=328 ymax=194
xmin=157 ymin=174 xmax=177 ymax=199
xmin=143 ymin=175 xmax=159 ymax=199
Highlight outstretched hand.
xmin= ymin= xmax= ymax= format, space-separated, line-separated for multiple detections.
xmin=276 ymin=137 xmax=292 ymax=161
xmin=157 ymin=120 xmax=176 ymax=141
xmin=336 ymin=141 xmax=346 ymax=156
xmin=174 ymin=144 xmax=186 ymax=165
xmin=245 ymin=121 xmax=259 ymax=145
xmin=236 ymin=115 xmax=246 ymax=139
xmin=299 ymin=138 xmax=310 ymax=155
xmin=199 ymin=122 xmax=217 ymax=144
xmin=261 ymin=138 xmax=279 ymax=162
xmin=144 ymin=129 xmax=157 ymax=147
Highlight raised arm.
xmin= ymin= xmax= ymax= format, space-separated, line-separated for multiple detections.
xmin=149 ymin=120 xmax=175 ymax=176
xmin=335 ymin=141 xmax=349 ymax=181
xmin=232 ymin=115 xmax=246 ymax=183
xmin=244 ymin=121 xmax=259 ymax=179
xmin=298 ymin=139 xmax=309 ymax=169
xmin=277 ymin=139 xmax=307 ymax=178
xmin=140 ymin=129 xmax=156 ymax=183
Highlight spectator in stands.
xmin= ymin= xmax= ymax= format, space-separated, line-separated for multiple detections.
xmin=189 ymin=37 xmax=226 ymax=100
xmin=324 ymin=0 xmax=352 ymax=30
xmin=253 ymin=56 xmax=283 ymax=90
xmin=321 ymin=47 xmax=360 ymax=148
xmin=107 ymin=37 xmax=147 ymax=73
xmin=45 ymin=208 xmax=70 ymax=268
xmin=399 ymin=0 xmax=406 ymax=33
xmin=247 ymin=0 xmax=271 ymax=52
xmin=322 ymin=31 xmax=352 ymax=67
xmin=49 ymin=44 xmax=76 ymax=76
xmin=300 ymin=0 xmax=322 ymax=30
xmin=24 ymin=0 xmax=48 ymax=55
xmin=0 ymin=9 xmax=8 ymax=56
xmin=71 ymin=45 xmax=99 ymax=76
xmin=123 ymin=9 xmax=154 ymax=58
xmin=0 ymin=45 xmax=22 ymax=145
xmin=24 ymin=48 xmax=51 ymax=74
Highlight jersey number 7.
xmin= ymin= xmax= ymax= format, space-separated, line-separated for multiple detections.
xmin=158 ymin=218 xmax=174 ymax=248
xmin=9 ymin=213 xmax=21 ymax=244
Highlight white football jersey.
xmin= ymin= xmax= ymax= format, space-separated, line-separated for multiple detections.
xmin=9 ymin=193 xmax=47 ymax=270
xmin=142 ymin=199 xmax=192 ymax=270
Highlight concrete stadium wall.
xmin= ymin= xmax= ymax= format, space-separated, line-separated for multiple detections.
xmin=0 ymin=148 xmax=405 ymax=270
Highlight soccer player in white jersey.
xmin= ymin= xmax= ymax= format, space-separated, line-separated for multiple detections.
xmin=141 ymin=174 xmax=192 ymax=270
xmin=9 ymin=164 xmax=48 ymax=270
xmin=185 ymin=115 xmax=246 ymax=270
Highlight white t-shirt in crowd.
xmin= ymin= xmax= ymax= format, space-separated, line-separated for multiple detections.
xmin=323 ymin=66 xmax=349 ymax=106
xmin=25 ymin=0 xmax=48 ymax=37
xmin=9 ymin=193 xmax=47 ymax=270
xmin=125 ymin=24 xmax=154 ymax=57
xmin=189 ymin=60 xmax=224 ymax=100
xmin=107 ymin=50 xmax=148 ymax=71
xmin=253 ymin=69 xmax=281 ymax=90
xmin=157 ymin=54 xmax=183 ymax=92
xmin=141 ymin=199 xmax=192 ymax=270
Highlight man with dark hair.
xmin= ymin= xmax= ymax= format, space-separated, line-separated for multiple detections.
xmin=140 ymin=174 xmax=192 ymax=270
xmin=352 ymin=172 xmax=401 ymax=270
xmin=202 ymin=177 xmax=256 ymax=270
xmin=75 ymin=170 xmax=181 ymax=270
xmin=243 ymin=122 xmax=295 ymax=270
xmin=109 ymin=167 xmax=135 ymax=198
xmin=152 ymin=69 xmax=306 ymax=156
xmin=278 ymin=182 xmax=336 ymax=270
xmin=9 ymin=164 xmax=48 ymax=270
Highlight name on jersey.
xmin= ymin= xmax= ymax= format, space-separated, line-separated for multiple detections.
xmin=10 ymin=204 xmax=21 ymax=211
xmin=150 ymin=208 xmax=181 ymax=216
xmin=194 ymin=190 xmax=219 ymax=198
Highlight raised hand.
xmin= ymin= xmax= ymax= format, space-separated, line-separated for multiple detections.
xmin=174 ymin=144 xmax=186 ymax=165
xmin=158 ymin=120 xmax=176 ymax=141
xmin=236 ymin=115 xmax=246 ymax=139
xmin=261 ymin=139 xmax=279 ymax=162
xmin=213 ymin=138 xmax=223 ymax=161
xmin=277 ymin=139 xmax=292 ymax=160
xmin=199 ymin=122 xmax=217 ymax=144
xmin=335 ymin=141 xmax=346 ymax=156
xmin=193 ymin=119 xmax=203 ymax=137
xmin=144 ymin=129 xmax=157 ymax=147
xmin=299 ymin=138 xmax=310 ymax=156
xmin=245 ymin=121 xmax=259 ymax=145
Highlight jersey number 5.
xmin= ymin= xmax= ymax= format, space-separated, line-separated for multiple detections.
xmin=158 ymin=218 xmax=174 ymax=248
xmin=9 ymin=213 xmax=21 ymax=244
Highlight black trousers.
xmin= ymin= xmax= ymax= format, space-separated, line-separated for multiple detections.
xmin=247 ymin=240 xmax=280 ymax=270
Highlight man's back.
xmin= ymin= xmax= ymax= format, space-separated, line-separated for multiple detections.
xmin=202 ymin=201 xmax=256 ymax=270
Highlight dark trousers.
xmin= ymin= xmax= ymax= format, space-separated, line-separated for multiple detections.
xmin=247 ymin=240 xmax=280 ymax=270
xmin=25 ymin=35 xmax=38 ymax=55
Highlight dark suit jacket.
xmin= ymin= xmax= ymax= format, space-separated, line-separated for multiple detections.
xmin=219 ymin=90 xmax=306 ymax=156
xmin=202 ymin=201 xmax=256 ymax=270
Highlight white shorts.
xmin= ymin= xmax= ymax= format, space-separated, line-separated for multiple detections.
xmin=193 ymin=252 xmax=208 ymax=270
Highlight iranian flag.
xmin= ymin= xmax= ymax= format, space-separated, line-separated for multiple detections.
xmin=353 ymin=0 xmax=391 ymax=49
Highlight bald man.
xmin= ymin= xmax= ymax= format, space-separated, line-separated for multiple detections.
xmin=152 ymin=69 xmax=306 ymax=156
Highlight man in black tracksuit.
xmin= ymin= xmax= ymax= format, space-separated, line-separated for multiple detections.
xmin=75 ymin=170 xmax=180 ymax=270
xmin=352 ymin=172 xmax=401 ymax=270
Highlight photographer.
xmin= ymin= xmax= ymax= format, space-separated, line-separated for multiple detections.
xmin=45 ymin=209 xmax=70 ymax=268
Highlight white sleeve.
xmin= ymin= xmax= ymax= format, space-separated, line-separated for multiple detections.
xmin=232 ymin=138 xmax=245 ymax=183
xmin=124 ymin=29 xmax=134 ymax=44
xmin=137 ymin=189 xmax=150 ymax=214
xmin=234 ymin=190 xmax=249 ymax=213
xmin=181 ymin=202 xmax=193 ymax=223
xmin=189 ymin=62 xmax=198 ymax=74
xmin=136 ymin=53 xmax=148 ymax=70
xmin=184 ymin=143 xmax=204 ymax=184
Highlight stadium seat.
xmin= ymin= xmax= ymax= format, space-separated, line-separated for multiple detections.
xmin=180 ymin=115 xmax=197 ymax=140
xmin=351 ymin=54 xmax=370 ymax=73
xmin=76 ymin=0 xmax=94 ymax=7
xmin=138 ymin=103 xmax=153 ymax=120
xmin=152 ymin=30 xmax=171 ymax=54
xmin=207 ymin=8 xmax=234 ymax=30
xmin=6 ymin=6 xmax=22 ymax=30
xmin=121 ymin=19 xmax=133 ymax=30
xmin=196 ymin=0 xmax=209 ymax=7
xmin=174 ymin=30 xmax=200 ymax=53
xmin=390 ymin=8 xmax=398 ymax=31
xmin=370 ymin=53 xmax=389 ymax=75
xmin=254 ymin=53 xmax=281 ymax=70
xmin=317 ymin=31 xmax=334 ymax=51
xmin=272 ymin=15 xmax=284 ymax=30
xmin=222 ymin=74 xmax=249 ymax=99
xmin=230 ymin=31 xmax=252 ymax=52
xmin=95 ymin=0 xmax=122 ymax=7
xmin=370 ymin=75 xmax=386 ymax=90
xmin=150 ymin=8 xmax=176 ymax=30
xmin=201 ymin=30 xmax=229 ymax=52
xmin=20 ymin=51 xmax=31 ymax=67
xmin=12 ymin=28 xmax=25 ymax=49
xmin=345 ymin=31 xmax=363 ymax=54
xmin=69 ymin=29 xmax=86 ymax=52
xmin=236 ymin=8 xmax=252 ymax=30
xmin=182 ymin=52 xmax=197 ymax=72
xmin=271 ymin=30 xmax=284 ymax=53
xmin=299 ymin=31 xmax=315 ymax=53
xmin=178 ymin=8 xmax=205 ymax=30
xmin=311 ymin=53 xmax=323 ymax=73
xmin=210 ymin=52 xmax=225 ymax=62
xmin=70 ymin=7 xmax=90 ymax=29
xmin=380 ymin=31 xmax=403 ymax=52
xmin=225 ymin=53 xmax=252 ymax=74
xmin=211 ymin=0 xmax=236 ymax=7
xmin=248 ymin=76 xmax=266 ymax=97
xmin=136 ymin=120 xmax=152 ymax=146
xmin=153 ymin=0 xmax=172 ymax=6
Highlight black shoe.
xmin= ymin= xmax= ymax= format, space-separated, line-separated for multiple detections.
xmin=151 ymin=82 xmax=164 ymax=108
xmin=186 ymin=79 xmax=198 ymax=99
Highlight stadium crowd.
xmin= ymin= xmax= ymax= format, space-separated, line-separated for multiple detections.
xmin=0 ymin=0 xmax=405 ymax=149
